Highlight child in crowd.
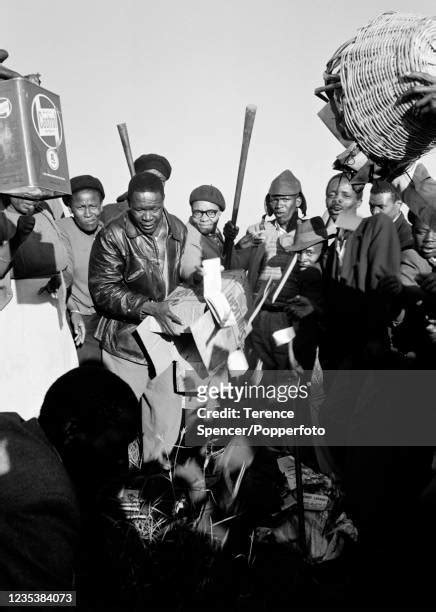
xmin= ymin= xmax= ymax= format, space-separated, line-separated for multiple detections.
xmin=249 ymin=216 xmax=328 ymax=372
xmin=285 ymin=216 xmax=327 ymax=370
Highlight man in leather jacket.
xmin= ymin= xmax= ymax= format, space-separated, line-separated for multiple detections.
xmin=89 ymin=172 xmax=187 ymax=463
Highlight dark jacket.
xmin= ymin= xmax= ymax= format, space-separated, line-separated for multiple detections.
xmin=89 ymin=209 xmax=186 ymax=364
xmin=323 ymin=213 xmax=401 ymax=367
xmin=394 ymin=211 xmax=413 ymax=251
xmin=101 ymin=201 xmax=128 ymax=226
xmin=327 ymin=213 xmax=401 ymax=293
xmin=395 ymin=248 xmax=436 ymax=365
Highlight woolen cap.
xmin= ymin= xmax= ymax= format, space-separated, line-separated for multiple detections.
xmin=134 ymin=154 xmax=172 ymax=180
xmin=289 ymin=216 xmax=328 ymax=252
xmin=268 ymin=170 xmax=301 ymax=196
xmin=189 ymin=185 xmax=226 ymax=211
xmin=69 ymin=175 xmax=105 ymax=199
xmin=117 ymin=153 xmax=172 ymax=202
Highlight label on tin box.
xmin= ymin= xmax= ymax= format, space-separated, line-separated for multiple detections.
xmin=31 ymin=93 xmax=62 ymax=149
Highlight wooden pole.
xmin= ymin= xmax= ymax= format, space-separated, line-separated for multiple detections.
xmin=117 ymin=123 xmax=135 ymax=177
xmin=224 ymin=105 xmax=257 ymax=268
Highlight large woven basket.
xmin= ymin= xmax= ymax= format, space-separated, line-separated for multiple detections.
xmin=318 ymin=12 xmax=436 ymax=169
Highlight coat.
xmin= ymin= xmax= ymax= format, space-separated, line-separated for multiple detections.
xmin=395 ymin=248 xmax=436 ymax=364
xmin=89 ymin=209 xmax=186 ymax=364
xmin=323 ymin=213 xmax=401 ymax=367
xmin=179 ymin=220 xmax=224 ymax=283
xmin=327 ymin=213 xmax=401 ymax=292
xmin=232 ymin=222 xmax=298 ymax=299
xmin=394 ymin=211 xmax=413 ymax=251
xmin=100 ymin=201 xmax=128 ymax=226
xmin=0 ymin=209 xmax=78 ymax=418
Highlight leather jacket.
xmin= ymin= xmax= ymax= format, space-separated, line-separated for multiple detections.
xmin=89 ymin=209 xmax=186 ymax=364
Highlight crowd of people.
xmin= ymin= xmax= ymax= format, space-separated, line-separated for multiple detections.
xmin=3 ymin=88 xmax=436 ymax=606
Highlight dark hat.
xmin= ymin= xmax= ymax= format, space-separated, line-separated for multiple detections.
xmin=134 ymin=154 xmax=172 ymax=180
xmin=116 ymin=153 xmax=172 ymax=202
xmin=127 ymin=172 xmax=164 ymax=200
xmin=189 ymin=185 xmax=225 ymax=211
xmin=68 ymin=175 xmax=105 ymax=200
xmin=268 ymin=170 xmax=301 ymax=196
xmin=289 ymin=216 xmax=328 ymax=252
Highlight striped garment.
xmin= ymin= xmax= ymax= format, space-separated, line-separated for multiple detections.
xmin=254 ymin=223 xmax=296 ymax=302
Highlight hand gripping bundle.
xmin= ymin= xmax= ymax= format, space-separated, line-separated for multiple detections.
xmin=316 ymin=12 xmax=436 ymax=174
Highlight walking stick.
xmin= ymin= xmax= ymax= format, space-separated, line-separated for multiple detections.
xmin=224 ymin=105 xmax=257 ymax=268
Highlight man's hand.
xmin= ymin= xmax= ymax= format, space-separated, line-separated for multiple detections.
xmin=250 ymin=231 xmax=266 ymax=246
xmin=70 ymin=311 xmax=86 ymax=346
xmin=377 ymin=275 xmax=403 ymax=297
xmin=9 ymin=214 xmax=35 ymax=251
xmin=285 ymin=295 xmax=314 ymax=320
xmin=142 ymin=300 xmax=183 ymax=335
xmin=402 ymin=72 xmax=436 ymax=120
xmin=223 ymin=221 xmax=239 ymax=242
xmin=38 ymin=273 xmax=61 ymax=299
xmin=236 ymin=229 xmax=266 ymax=249
xmin=418 ymin=273 xmax=436 ymax=295
xmin=16 ymin=213 xmax=35 ymax=237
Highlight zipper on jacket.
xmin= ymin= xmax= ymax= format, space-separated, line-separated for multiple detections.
xmin=152 ymin=236 xmax=167 ymax=298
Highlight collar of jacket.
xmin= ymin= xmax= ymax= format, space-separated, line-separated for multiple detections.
xmin=125 ymin=208 xmax=184 ymax=241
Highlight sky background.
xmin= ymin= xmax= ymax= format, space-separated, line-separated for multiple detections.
xmin=4 ymin=0 xmax=436 ymax=228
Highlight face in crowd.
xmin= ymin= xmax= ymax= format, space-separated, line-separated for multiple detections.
xmin=129 ymin=189 xmax=164 ymax=236
xmin=326 ymin=175 xmax=362 ymax=222
xmin=70 ymin=189 xmax=103 ymax=233
xmin=369 ymin=184 xmax=402 ymax=221
xmin=412 ymin=213 xmax=436 ymax=265
xmin=298 ymin=242 xmax=324 ymax=271
xmin=270 ymin=193 xmax=302 ymax=226
xmin=10 ymin=197 xmax=36 ymax=215
xmin=38 ymin=367 xmax=140 ymax=491
xmin=190 ymin=201 xmax=221 ymax=236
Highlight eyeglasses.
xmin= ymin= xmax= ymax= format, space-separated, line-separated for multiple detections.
xmin=192 ymin=210 xmax=219 ymax=219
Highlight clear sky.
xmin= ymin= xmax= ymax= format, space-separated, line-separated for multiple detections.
xmin=4 ymin=0 xmax=436 ymax=227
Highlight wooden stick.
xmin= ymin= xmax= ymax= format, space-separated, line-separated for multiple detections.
xmin=224 ymin=105 xmax=257 ymax=268
xmin=245 ymin=276 xmax=274 ymax=335
xmin=245 ymin=254 xmax=296 ymax=333
xmin=117 ymin=123 xmax=135 ymax=177
xmin=271 ymin=253 xmax=297 ymax=304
